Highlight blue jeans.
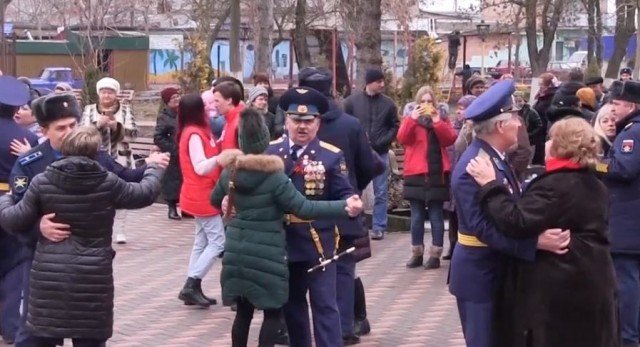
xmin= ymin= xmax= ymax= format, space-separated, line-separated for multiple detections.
xmin=187 ymin=216 xmax=225 ymax=279
xmin=409 ymin=199 xmax=445 ymax=247
xmin=372 ymin=152 xmax=389 ymax=232
xmin=613 ymin=254 xmax=640 ymax=345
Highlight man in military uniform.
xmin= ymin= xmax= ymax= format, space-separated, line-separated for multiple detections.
xmin=450 ymin=80 xmax=571 ymax=347
xmin=6 ymin=94 xmax=168 ymax=347
xmin=0 ymin=76 xmax=40 ymax=344
xmin=602 ymin=80 xmax=640 ymax=347
xmin=299 ymin=67 xmax=383 ymax=344
xmin=266 ymin=87 xmax=355 ymax=347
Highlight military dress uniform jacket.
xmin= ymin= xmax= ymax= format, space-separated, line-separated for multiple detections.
xmin=604 ymin=111 xmax=640 ymax=254
xmin=449 ymin=139 xmax=537 ymax=302
xmin=266 ymin=137 xmax=354 ymax=262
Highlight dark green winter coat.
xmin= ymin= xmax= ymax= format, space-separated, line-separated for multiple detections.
xmin=211 ymin=149 xmax=349 ymax=309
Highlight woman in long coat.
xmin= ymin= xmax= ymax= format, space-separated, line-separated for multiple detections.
xmin=466 ymin=117 xmax=617 ymax=347
xmin=154 ymin=87 xmax=183 ymax=220
xmin=0 ymin=127 xmax=162 ymax=346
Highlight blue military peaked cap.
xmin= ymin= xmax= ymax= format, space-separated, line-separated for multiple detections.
xmin=279 ymin=86 xmax=329 ymax=120
xmin=0 ymin=76 xmax=31 ymax=106
xmin=464 ymin=80 xmax=516 ymax=121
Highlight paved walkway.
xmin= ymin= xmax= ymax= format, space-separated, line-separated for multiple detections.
xmin=48 ymin=204 xmax=466 ymax=346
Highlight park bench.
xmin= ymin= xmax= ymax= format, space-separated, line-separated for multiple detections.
xmin=389 ymin=148 xmax=405 ymax=176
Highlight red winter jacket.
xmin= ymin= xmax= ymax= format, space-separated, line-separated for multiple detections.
xmin=397 ymin=117 xmax=458 ymax=177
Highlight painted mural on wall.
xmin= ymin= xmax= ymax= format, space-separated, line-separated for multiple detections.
xmin=147 ymin=36 xmax=420 ymax=85
xmin=148 ymin=38 xmax=300 ymax=84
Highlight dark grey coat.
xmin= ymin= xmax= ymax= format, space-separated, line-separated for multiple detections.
xmin=153 ymin=107 xmax=182 ymax=202
xmin=0 ymin=156 xmax=162 ymax=340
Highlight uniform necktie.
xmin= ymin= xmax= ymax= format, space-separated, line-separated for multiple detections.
xmin=290 ymin=144 xmax=302 ymax=161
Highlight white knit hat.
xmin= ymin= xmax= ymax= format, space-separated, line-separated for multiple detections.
xmin=96 ymin=77 xmax=121 ymax=94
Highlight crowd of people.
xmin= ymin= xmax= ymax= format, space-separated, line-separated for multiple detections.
xmin=0 ymin=60 xmax=638 ymax=347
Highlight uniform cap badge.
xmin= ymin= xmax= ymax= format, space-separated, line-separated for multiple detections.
xmin=297 ymin=105 xmax=309 ymax=114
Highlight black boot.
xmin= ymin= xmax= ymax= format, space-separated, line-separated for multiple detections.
xmin=442 ymin=242 xmax=455 ymax=260
xmin=168 ymin=202 xmax=181 ymax=220
xmin=193 ymin=278 xmax=217 ymax=305
xmin=178 ymin=277 xmax=210 ymax=307
xmin=353 ymin=277 xmax=371 ymax=336
xmin=406 ymin=245 xmax=424 ymax=268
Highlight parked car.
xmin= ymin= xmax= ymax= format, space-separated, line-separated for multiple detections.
xmin=28 ymin=67 xmax=84 ymax=90
xmin=547 ymin=61 xmax=574 ymax=81
xmin=487 ymin=60 xmax=532 ymax=78
xmin=566 ymin=51 xmax=588 ymax=69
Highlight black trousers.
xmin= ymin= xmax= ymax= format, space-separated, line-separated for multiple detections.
xmin=232 ymin=297 xmax=282 ymax=347
xmin=30 ymin=337 xmax=106 ymax=347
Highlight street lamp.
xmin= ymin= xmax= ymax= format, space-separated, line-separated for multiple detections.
xmin=476 ymin=20 xmax=490 ymax=77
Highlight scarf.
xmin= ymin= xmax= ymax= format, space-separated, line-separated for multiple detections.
xmin=545 ymin=157 xmax=582 ymax=172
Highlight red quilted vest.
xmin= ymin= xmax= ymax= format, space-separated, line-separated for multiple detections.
xmin=178 ymin=125 xmax=220 ymax=217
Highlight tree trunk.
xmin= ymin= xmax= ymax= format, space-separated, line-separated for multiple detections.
xmin=635 ymin=5 xmax=640 ymax=79
xmin=229 ymin=0 xmax=242 ymax=79
xmin=344 ymin=0 xmax=383 ymax=89
xmin=605 ymin=0 xmax=636 ymax=78
xmin=293 ymin=0 xmax=311 ymax=68
xmin=595 ymin=0 xmax=603 ymax=66
xmin=585 ymin=0 xmax=596 ymax=68
xmin=207 ymin=4 xmax=231 ymax=69
xmin=526 ymin=0 xmax=564 ymax=76
xmin=255 ymin=0 xmax=274 ymax=75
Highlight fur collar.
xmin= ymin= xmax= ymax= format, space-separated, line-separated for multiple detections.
xmin=218 ymin=149 xmax=284 ymax=173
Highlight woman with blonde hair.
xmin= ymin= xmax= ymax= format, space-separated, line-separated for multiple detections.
xmin=593 ymin=103 xmax=617 ymax=156
xmin=402 ymin=86 xmax=436 ymax=117
xmin=398 ymin=85 xmax=457 ymax=269
xmin=465 ymin=117 xmax=617 ymax=347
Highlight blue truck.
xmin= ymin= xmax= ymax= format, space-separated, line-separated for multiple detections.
xmin=28 ymin=67 xmax=84 ymax=91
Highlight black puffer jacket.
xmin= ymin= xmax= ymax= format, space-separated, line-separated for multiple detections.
xmin=0 ymin=156 xmax=162 ymax=340
xmin=153 ymin=107 xmax=182 ymax=202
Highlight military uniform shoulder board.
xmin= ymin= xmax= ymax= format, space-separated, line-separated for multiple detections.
xmin=624 ymin=122 xmax=634 ymax=130
xmin=18 ymin=151 xmax=43 ymax=166
xmin=596 ymin=162 xmax=608 ymax=173
xmin=270 ymin=137 xmax=284 ymax=145
xmin=477 ymin=148 xmax=491 ymax=161
xmin=319 ymin=141 xmax=341 ymax=153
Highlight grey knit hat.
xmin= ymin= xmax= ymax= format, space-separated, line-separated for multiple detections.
xmin=238 ymin=108 xmax=270 ymax=154
xmin=248 ymin=86 xmax=268 ymax=105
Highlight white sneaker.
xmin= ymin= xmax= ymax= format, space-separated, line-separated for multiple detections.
xmin=116 ymin=233 xmax=127 ymax=244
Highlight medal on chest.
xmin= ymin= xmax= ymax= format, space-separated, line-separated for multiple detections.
xmin=303 ymin=156 xmax=326 ymax=196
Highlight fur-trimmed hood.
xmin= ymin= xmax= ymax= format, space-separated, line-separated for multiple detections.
xmin=218 ymin=149 xmax=285 ymax=193
xmin=218 ymin=149 xmax=284 ymax=172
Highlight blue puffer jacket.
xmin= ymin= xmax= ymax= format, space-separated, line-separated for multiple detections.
xmin=605 ymin=111 xmax=640 ymax=254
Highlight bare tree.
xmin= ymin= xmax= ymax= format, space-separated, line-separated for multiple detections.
xmin=341 ymin=0 xmax=383 ymax=89
xmin=229 ymin=0 xmax=242 ymax=79
xmin=605 ymin=0 xmax=636 ymax=78
xmin=481 ymin=0 xmax=566 ymax=75
xmin=293 ymin=0 xmax=311 ymax=68
xmin=254 ymin=0 xmax=274 ymax=74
